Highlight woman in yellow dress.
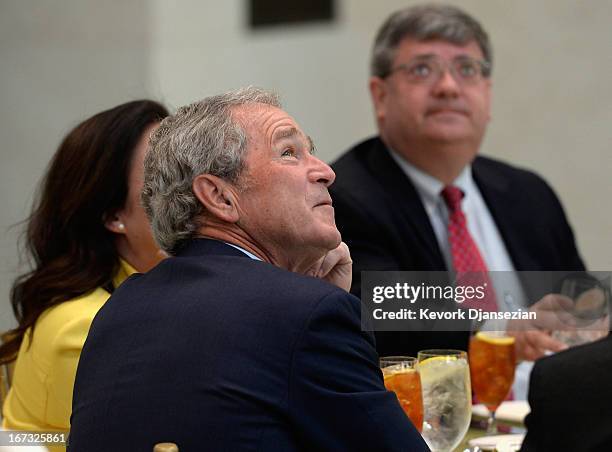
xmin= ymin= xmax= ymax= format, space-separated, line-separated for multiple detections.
xmin=0 ymin=100 xmax=169 ymax=433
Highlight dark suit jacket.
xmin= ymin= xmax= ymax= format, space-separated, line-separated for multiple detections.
xmin=521 ymin=335 xmax=612 ymax=451
xmin=68 ymin=239 xmax=428 ymax=452
xmin=330 ymin=136 xmax=585 ymax=356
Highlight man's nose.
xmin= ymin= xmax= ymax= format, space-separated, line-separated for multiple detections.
xmin=310 ymin=156 xmax=336 ymax=187
xmin=431 ymin=68 xmax=461 ymax=98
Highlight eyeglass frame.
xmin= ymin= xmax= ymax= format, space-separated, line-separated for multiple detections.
xmin=382 ymin=55 xmax=491 ymax=85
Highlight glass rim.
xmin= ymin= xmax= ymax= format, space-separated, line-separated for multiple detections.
xmin=379 ymin=356 xmax=417 ymax=368
xmin=378 ymin=356 xmax=419 ymax=370
xmin=379 ymin=355 xmax=417 ymax=362
xmin=472 ymin=331 xmax=514 ymax=338
xmin=417 ymin=349 xmax=467 ymax=359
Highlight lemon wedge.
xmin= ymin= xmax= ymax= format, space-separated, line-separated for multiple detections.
xmin=417 ymin=355 xmax=467 ymax=384
xmin=475 ymin=331 xmax=515 ymax=346
xmin=418 ymin=355 xmax=457 ymax=367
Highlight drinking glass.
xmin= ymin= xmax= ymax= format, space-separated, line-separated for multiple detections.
xmin=469 ymin=332 xmax=516 ymax=434
xmin=380 ymin=356 xmax=423 ymax=432
xmin=552 ymin=274 xmax=610 ymax=347
xmin=417 ymin=349 xmax=471 ymax=452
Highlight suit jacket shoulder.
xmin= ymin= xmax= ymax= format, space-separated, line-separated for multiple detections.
xmin=522 ymin=336 xmax=612 ymax=451
xmin=470 ymin=154 xmax=585 ymax=271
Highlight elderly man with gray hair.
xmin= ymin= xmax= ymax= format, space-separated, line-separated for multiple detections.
xmin=67 ymin=87 xmax=428 ymax=452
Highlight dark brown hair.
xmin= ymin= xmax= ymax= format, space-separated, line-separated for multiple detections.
xmin=0 ymin=100 xmax=169 ymax=363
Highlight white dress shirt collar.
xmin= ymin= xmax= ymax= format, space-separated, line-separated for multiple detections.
xmin=387 ymin=148 xmax=473 ymax=210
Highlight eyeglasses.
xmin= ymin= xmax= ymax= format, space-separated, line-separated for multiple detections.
xmin=385 ymin=56 xmax=491 ymax=85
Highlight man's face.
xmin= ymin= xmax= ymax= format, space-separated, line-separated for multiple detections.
xmin=233 ymin=104 xmax=341 ymax=259
xmin=371 ymin=38 xmax=491 ymax=164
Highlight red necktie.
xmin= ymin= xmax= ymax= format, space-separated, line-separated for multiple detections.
xmin=442 ymin=187 xmax=513 ymax=405
xmin=441 ymin=186 xmax=498 ymax=312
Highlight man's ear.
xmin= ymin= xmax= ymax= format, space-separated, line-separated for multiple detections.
xmin=369 ymin=76 xmax=388 ymax=123
xmin=192 ymin=174 xmax=239 ymax=223
xmin=104 ymin=213 xmax=127 ymax=234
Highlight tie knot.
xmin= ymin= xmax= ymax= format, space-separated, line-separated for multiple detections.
xmin=441 ymin=185 xmax=464 ymax=212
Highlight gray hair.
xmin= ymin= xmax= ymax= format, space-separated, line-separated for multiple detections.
xmin=142 ymin=86 xmax=281 ymax=255
xmin=371 ymin=4 xmax=492 ymax=78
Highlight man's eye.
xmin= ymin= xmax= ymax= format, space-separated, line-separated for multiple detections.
xmin=457 ymin=62 xmax=477 ymax=78
xmin=281 ymin=148 xmax=296 ymax=157
xmin=410 ymin=63 xmax=432 ymax=78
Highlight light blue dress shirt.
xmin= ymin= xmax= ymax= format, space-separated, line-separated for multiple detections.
xmin=224 ymin=242 xmax=262 ymax=261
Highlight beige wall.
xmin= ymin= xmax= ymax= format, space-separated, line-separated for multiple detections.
xmin=1 ymin=0 xmax=610 ymax=330
xmin=0 ymin=0 xmax=152 ymax=328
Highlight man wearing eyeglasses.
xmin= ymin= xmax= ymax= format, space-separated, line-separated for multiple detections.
xmin=330 ymin=4 xmax=584 ymax=362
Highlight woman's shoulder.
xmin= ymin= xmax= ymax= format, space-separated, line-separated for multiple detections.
xmin=33 ymin=287 xmax=111 ymax=348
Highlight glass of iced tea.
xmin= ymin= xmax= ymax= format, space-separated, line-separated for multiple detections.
xmin=469 ymin=331 xmax=516 ymax=434
xmin=380 ymin=356 xmax=423 ymax=433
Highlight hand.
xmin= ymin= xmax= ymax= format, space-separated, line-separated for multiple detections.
xmin=506 ymin=294 xmax=575 ymax=361
xmin=509 ymin=330 xmax=566 ymax=361
xmin=307 ymin=242 xmax=352 ymax=292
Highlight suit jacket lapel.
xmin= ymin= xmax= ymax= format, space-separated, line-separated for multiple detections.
xmin=472 ymin=157 xmax=539 ymax=270
xmin=367 ymin=139 xmax=446 ymax=269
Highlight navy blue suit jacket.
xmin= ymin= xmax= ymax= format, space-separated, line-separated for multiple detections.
xmin=521 ymin=335 xmax=612 ymax=451
xmin=330 ymin=137 xmax=585 ymax=356
xmin=69 ymin=239 xmax=428 ymax=451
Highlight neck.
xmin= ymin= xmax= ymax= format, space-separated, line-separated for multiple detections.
xmin=381 ymin=133 xmax=478 ymax=185
xmin=115 ymin=238 xmax=164 ymax=273
xmin=405 ymin=153 xmax=467 ymax=185
xmin=198 ymin=226 xmax=324 ymax=274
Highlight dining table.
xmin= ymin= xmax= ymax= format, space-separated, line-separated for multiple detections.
xmin=454 ymin=400 xmax=529 ymax=451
